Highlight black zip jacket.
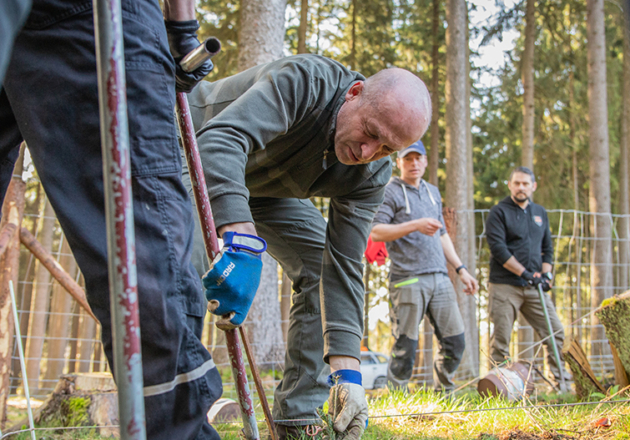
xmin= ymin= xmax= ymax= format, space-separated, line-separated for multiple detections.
xmin=486 ymin=196 xmax=553 ymax=286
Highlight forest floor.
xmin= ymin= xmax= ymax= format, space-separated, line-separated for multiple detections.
xmin=3 ymin=387 xmax=630 ymax=439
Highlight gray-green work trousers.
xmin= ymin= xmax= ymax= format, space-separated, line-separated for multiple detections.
xmin=489 ymin=283 xmax=568 ymax=382
xmin=182 ymin=171 xmax=331 ymax=424
xmin=388 ymin=273 xmax=466 ymax=391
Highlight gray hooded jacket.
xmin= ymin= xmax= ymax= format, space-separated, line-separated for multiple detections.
xmin=372 ymin=177 xmax=448 ymax=280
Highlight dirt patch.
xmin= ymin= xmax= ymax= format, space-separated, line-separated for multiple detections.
xmin=477 ymin=430 xmax=576 ymax=440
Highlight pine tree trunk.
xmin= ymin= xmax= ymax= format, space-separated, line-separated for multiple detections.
xmin=350 ymin=0 xmax=357 ymax=70
xmin=77 ymin=309 xmax=97 ymax=373
xmin=237 ymin=0 xmax=287 ymax=370
xmin=428 ymin=0 xmax=440 ymax=186
xmin=445 ymin=0 xmax=473 ymax=378
xmin=297 ymin=0 xmax=309 ymax=54
xmin=0 ymin=146 xmax=26 ymax=429
xmin=238 ymin=0 xmax=286 ymax=71
xmin=586 ymin=0 xmax=613 ymax=359
xmin=24 ymin=197 xmax=55 ymax=396
xmin=44 ymin=238 xmax=77 ymax=386
xmin=521 ymin=0 xmax=535 ymax=171
xmin=465 ymin=11 xmax=478 ymax=375
xmin=619 ymin=17 xmax=630 ymax=292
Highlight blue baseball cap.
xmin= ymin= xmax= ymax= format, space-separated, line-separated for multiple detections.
xmin=397 ymin=140 xmax=426 ymax=158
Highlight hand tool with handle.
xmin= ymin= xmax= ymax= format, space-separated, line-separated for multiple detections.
xmin=536 ymin=277 xmax=567 ymax=394
xmin=175 ymin=39 xmax=277 ymax=440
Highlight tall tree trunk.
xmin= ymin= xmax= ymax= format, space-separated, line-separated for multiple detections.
xmin=586 ymin=0 xmax=613 ymax=359
xmin=66 ymin=302 xmax=81 ymax=374
xmin=350 ymin=0 xmax=357 ymax=70
xmin=25 ymin=197 xmax=55 ymax=395
xmin=619 ymin=18 xmax=630 ymax=292
xmin=238 ymin=0 xmax=287 ymax=368
xmin=521 ymin=0 xmax=536 ymax=171
xmin=428 ymin=0 xmax=440 ymax=186
xmin=0 ymin=145 xmax=26 ymax=429
xmin=445 ymin=0 xmax=473 ymax=376
xmin=77 ymin=309 xmax=96 ymax=373
xmin=297 ymin=0 xmax=309 ymax=54
xmin=465 ymin=10 xmax=478 ymax=376
xmin=238 ymin=0 xmax=286 ymax=71
xmin=44 ymin=238 xmax=77 ymax=385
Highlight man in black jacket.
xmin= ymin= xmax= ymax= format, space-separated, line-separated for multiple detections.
xmin=486 ymin=166 xmax=568 ymax=384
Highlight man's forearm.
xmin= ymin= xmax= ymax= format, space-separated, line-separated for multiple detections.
xmin=440 ymin=233 xmax=463 ymax=268
xmin=371 ymin=221 xmax=417 ymax=242
xmin=163 ymin=0 xmax=196 ymax=21
xmin=502 ymin=255 xmax=527 ymax=276
xmin=542 ymin=262 xmax=552 ymax=274
xmin=217 ymin=222 xmax=257 ymax=238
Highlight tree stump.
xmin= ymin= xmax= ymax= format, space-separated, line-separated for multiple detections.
xmin=595 ymin=291 xmax=630 ymax=376
xmin=563 ymin=338 xmax=605 ymax=400
xmin=9 ymin=373 xmax=119 ymax=437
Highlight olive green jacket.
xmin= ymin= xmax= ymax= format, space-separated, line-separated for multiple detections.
xmin=186 ymin=54 xmax=392 ymax=361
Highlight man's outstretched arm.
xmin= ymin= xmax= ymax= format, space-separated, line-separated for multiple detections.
xmin=440 ymin=233 xmax=478 ymax=296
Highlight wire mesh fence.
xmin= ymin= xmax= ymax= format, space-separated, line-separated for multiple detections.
xmin=5 ymin=182 xmax=630 ymax=419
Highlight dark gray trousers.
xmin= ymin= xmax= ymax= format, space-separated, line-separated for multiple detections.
xmin=387 ymin=273 xmax=466 ymax=391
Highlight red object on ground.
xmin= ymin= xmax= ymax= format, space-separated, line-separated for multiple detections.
xmin=365 ymin=236 xmax=388 ymax=266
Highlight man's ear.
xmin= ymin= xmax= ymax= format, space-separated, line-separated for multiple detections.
xmin=532 ymin=181 xmax=538 ymax=192
xmin=344 ymin=81 xmax=365 ymax=101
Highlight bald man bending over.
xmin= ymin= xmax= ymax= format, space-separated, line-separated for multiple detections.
xmin=182 ymin=54 xmax=431 ymax=440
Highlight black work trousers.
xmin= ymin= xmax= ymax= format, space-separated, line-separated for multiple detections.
xmin=0 ymin=0 xmax=222 ymax=438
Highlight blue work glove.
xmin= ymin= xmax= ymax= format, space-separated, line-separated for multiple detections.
xmin=164 ymin=20 xmax=214 ymax=93
xmin=203 ymin=232 xmax=267 ymax=328
xmin=327 ymin=370 xmax=369 ymax=439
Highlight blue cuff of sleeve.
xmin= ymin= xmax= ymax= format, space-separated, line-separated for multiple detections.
xmin=327 ymin=369 xmax=362 ymax=387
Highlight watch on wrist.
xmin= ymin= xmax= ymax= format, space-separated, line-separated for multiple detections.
xmin=455 ymin=265 xmax=467 ymax=274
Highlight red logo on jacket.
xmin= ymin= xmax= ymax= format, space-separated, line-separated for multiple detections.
xmin=533 ymin=215 xmax=543 ymax=226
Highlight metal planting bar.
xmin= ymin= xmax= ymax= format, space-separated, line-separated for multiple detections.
xmin=536 ymin=284 xmax=567 ymax=393
xmin=176 ymin=89 xmax=261 ymax=440
xmin=93 ymin=0 xmax=146 ymax=437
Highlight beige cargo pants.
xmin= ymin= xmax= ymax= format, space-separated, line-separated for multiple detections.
xmin=489 ymin=283 xmax=568 ymax=382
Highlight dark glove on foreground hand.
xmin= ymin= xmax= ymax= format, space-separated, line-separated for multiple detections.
xmin=165 ymin=20 xmax=214 ymax=93
xmin=540 ymin=272 xmax=553 ymax=292
xmin=327 ymin=370 xmax=369 ymax=440
xmin=203 ymin=232 xmax=267 ymax=328
xmin=521 ymin=270 xmax=543 ymax=288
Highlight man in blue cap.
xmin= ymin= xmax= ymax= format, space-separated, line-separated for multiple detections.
xmin=371 ymin=140 xmax=478 ymax=392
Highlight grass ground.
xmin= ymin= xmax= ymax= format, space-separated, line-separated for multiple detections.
xmin=4 ymin=388 xmax=629 ymax=439
xmin=214 ymin=389 xmax=630 ymax=440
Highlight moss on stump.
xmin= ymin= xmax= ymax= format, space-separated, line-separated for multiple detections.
xmin=595 ymin=294 xmax=630 ymax=377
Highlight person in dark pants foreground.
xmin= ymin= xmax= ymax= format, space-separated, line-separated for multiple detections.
xmin=182 ymin=54 xmax=432 ymax=440
xmin=0 ymin=0 xmax=222 ymax=437
xmin=370 ymin=141 xmax=478 ymax=392
xmin=485 ymin=166 xmax=569 ymax=386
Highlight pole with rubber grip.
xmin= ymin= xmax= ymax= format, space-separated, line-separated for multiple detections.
xmin=536 ymin=283 xmax=567 ymax=393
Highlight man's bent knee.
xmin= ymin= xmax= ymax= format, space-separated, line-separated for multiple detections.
xmin=389 ymin=335 xmax=417 ymax=380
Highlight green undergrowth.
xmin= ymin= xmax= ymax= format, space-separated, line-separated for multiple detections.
xmin=215 ymin=388 xmax=630 ymax=440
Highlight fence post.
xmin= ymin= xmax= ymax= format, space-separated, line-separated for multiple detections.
xmin=0 ymin=145 xmax=26 ymax=428
xmin=93 ymin=0 xmax=146 ymax=434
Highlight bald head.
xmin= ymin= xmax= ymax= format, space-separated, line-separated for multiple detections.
xmin=333 ymin=68 xmax=432 ymax=165
xmin=363 ymin=68 xmax=431 ymax=141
